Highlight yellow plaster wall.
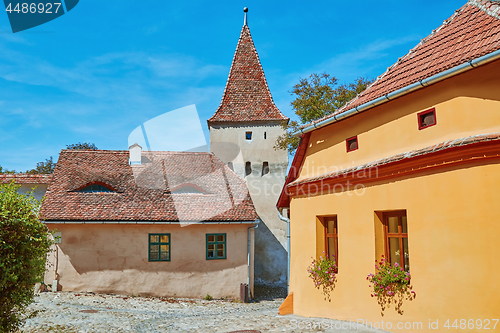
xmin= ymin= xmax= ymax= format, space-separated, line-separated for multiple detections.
xmin=45 ymin=223 xmax=252 ymax=299
xmin=288 ymin=60 xmax=500 ymax=331
xmin=298 ymin=59 xmax=500 ymax=181
xmin=290 ymin=161 xmax=500 ymax=331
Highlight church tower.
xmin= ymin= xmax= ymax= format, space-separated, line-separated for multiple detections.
xmin=208 ymin=8 xmax=289 ymax=290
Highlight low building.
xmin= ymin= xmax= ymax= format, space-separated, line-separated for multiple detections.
xmin=278 ymin=0 xmax=500 ymax=329
xmin=0 ymin=174 xmax=51 ymax=201
xmin=41 ymin=145 xmax=258 ymax=299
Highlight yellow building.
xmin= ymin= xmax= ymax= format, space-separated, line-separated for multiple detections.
xmin=278 ymin=1 xmax=500 ymax=331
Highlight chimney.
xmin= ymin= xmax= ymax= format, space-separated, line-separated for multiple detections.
xmin=129 ymin=143 xmax=142 ymax=165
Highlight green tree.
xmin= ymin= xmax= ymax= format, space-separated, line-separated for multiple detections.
xmin=275 ymin=73 xmax=374 ymax=153
xmin=66 ymin=142 xmax=98 ymax=150
xmin=25 ymin=156 xmax=56 ymax=175
xmin=23 ymin=142 xmax=98 ymax=174
xmin=0 ymin=182 xmax=53 ymax=332
xmin=0 ymin=166 xmax=16 ymax=174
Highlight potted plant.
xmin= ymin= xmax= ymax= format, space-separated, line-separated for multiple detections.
xmin=307 ymin=252 xmax=338 ymax=301
xmin=367 ymin=255 xmax=416 ymax=315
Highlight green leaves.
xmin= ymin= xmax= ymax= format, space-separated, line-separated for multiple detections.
xmin=0 ymin=181 xmax=54 ymax=332
xmin=275 ymin=73 xmax=374 ymax=153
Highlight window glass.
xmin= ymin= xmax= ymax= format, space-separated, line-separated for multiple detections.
xmin=207 ymin=233 xmax=226 ymax=260
xmin=402 ymin=216 xmax=408 ymax=233
xmin=388 ymin=217 xmax=399 ymax=233
xmin=149 ymin=233 xmax=170 ymax=262
xmin=389 ymin=237 xmax=400 ymax=266
xmin=245 ymin=132 xmax=252 ymax=140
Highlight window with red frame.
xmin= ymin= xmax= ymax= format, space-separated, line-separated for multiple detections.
xmin=418 ymin=108 xmax=436 ymax=130
xmin=346 ymin=136 xmax=358 ymax=152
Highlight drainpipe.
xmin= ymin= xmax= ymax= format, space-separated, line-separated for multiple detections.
xmin=278 ymin=209 xmax=290 ymax=295
xmin=247 ymin=218 xmax=260 ymax=300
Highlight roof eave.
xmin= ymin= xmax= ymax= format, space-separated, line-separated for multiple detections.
xmin=294 ymin=48 xmax=500 ymax=137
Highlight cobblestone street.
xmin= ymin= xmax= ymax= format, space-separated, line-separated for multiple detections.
xmin=21 ymin=292 xmax=387 ymax=332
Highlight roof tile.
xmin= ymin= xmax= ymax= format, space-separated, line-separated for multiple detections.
xmin=40 ymin=150 xmax=257 ymax=222
xmin=208 ymin=25 xmax=288 ymax=123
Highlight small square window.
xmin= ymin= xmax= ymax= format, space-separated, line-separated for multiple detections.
xmin=149 ymin=233 xmax=170 ymax=262
xmin=207 ymin=233 xmax=226 ymax=260
xmin=346 ymin=136 xmax=358 ymax=152
xmin=418 ymin=108 xmax=436 ymax=130
xmin=245 ymin=132 xmax=252 ymax=140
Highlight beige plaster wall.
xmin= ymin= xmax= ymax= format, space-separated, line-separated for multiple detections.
xmin=210 ymin=121 xmax=289 ymax=286
xmin=45 ymin=223 xmax=253 ymax=299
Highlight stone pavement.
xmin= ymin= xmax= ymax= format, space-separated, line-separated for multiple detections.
xmin=21 ymin=292 xmax=388 ymax=332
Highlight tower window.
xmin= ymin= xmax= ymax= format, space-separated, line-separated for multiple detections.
xmin=346 ymin=136 xmax=358 ymax=152
xmin=245 ymin=162 xmax=252 ymax=176
xmin=262 ymin=162 xmax=269 ymax=176
xmin=264 ymin=132 xmax=267 ymax=139
xmin=418 ymin=108 xmax=436 ymax=130
xmin=245 ymin=132 xmax=252 ymax=140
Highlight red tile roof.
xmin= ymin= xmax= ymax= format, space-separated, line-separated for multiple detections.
xmin=0 ymin=174 xmax=52 ymax=184
xmin=40 ymin=150 xmax=257 ymax=222
xmin=305 ymin=0 xmax=500 ymax=128
xmin=288 ymin=132 xmax=500 ymax=188
xmin=208 ymin=25 xmax=288 ymax=123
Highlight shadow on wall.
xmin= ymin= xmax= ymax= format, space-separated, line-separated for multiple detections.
xmin=254 ymin=220 xmax=287 ymax=287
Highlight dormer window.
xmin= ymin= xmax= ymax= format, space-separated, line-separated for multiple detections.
xmin=79 ymin=184 xmax=114 ymax=193
xmin=418 ymin=108 xmax=436 ymax=130
xmin=171 ymin=183 xmax=206 ymax=194
xmin=245 ymin=132 xmax=252 ymax=140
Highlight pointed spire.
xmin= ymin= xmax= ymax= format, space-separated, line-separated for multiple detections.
xmin=208 ymin=14 xmax=288 ymax=124
xmin=244 ymin=7 xmax=248 ymax=26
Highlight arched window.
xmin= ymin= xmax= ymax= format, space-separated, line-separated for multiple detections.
xmin=79 ymin=184 xmax=113 ymax=192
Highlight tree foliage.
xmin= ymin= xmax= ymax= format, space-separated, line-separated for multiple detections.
xmin=0 ymin=182 xmax=53 ymax=332
xmin=66 ymin=142 xmax=98 ymax=150
xmin=0 ymin=166 xmax=16 ymax=174
xmin=25 ymin=156 xmax=56 ymax=175
xmin=275 ymin=73 xmax=374 ymax=153
xmin=4 ymin=142 xmax=98 ymax=175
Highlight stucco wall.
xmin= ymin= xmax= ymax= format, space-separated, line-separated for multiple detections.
xmin=16 ymin=183 xmax=48 ymax=202
xmin=289 ymin=161 xmax=500 ymax=331
xmin=45 ymin=223 xmax=254 ymax=299
xmin=298 ymin=59 xmax=500 ymax=181
xmin=288 ymin=60 xmax=500 ymax=331
xmin=210 ymin=121 xmax=289 ymax=287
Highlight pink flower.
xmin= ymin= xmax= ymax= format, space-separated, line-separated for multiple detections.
xmin=394 ymin=262 xmax=399 ymax=267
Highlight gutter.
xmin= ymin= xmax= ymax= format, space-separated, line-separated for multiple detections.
xmin=247 ymin=218 xmax=260 ymax=300
xmin=296 ymin=48 xmax=500 ymax=136
xmin=278 ymin=209 xmax=290 ymax=295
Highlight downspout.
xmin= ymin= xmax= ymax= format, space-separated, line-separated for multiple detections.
xmin=278 ymin=209 xmax=290 ymax=295
xmin=294 ymin=48 xmax=500 ymax=137
xmin=247 ymin=218 xmax=260 ymax=300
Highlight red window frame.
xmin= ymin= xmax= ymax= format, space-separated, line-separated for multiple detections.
xmin=346 ymin=136 xmax=358 ymax=152
xmin=417 ymin=108 xmax=437 ymax=130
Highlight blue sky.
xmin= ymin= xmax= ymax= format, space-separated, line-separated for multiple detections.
xmin=0 ymin=0 xmax=466 ymax=172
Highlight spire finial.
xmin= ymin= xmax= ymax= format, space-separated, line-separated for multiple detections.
xmin=243 ymin=7 xmax=248 ymax=26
